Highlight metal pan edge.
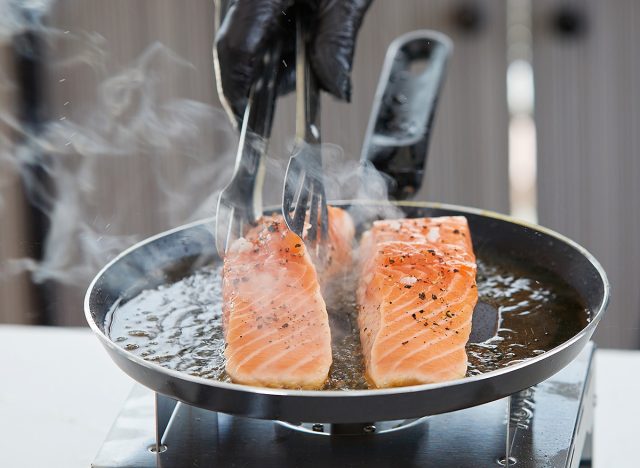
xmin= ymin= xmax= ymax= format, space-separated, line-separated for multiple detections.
xmin=84 ymin=200 xmax=610 ymax=422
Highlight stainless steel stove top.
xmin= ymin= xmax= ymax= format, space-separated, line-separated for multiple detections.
xmin=93 ymin=342 xmax=595 ymax=468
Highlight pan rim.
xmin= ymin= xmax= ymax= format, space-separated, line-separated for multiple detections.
xmin=84 ymin=200 xmax=610 ymax=399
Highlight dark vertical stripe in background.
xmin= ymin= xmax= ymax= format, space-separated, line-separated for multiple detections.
xmin=12 ymin=4 xmax=54 ymax=325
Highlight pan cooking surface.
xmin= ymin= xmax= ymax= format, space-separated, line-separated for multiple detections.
xmin=87 ymin=202 xmax=608 ymax=421
xmin=106 ymin=248 xmax=589 ymax=390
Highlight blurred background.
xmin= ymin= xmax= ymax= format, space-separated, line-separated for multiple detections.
xmin=0 ymin=0 xmax=637 ymax=348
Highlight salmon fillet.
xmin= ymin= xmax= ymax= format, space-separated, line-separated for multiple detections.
xmin=222 ymin=207 xmax=354 ymax=389
xmin=357 ymin=216 xmax=477 ymax=388
xmin=313 ymin=206 xmax=356 ymax=283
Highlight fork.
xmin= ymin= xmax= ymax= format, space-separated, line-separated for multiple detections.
xmin=282 ymin=14 xmax=328 ymax=249
xmin=215 ymin=43 xmax=281 ymax=256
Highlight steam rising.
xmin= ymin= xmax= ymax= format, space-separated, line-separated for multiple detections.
xmin=321 ymin=143 xmax=404 ymax=225
xmin=0 ymin=18 xmax=401 ymax=317
xmin=0 ymin=30 xmax=237 ymax=286
xmin=0 ymin=1 xmax=48 ymax=39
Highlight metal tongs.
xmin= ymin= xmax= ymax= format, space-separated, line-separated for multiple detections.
xmin=282 ymin=14 xmax=328 ymax=251
xmin=215 ymin=43 xmax=281 ymax=256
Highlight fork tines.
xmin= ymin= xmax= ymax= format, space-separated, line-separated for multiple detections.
xmin=282 ymin=143 xmax=329 ymax=243
xmin=281 ymin=13 xmax=328 ymax=249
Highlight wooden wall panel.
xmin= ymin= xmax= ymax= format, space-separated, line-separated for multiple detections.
xmin=0 ymin=42 xmax=36 ymax=324
xmin=41 ymin=0 xmax=508 ymax=325
xmin=533 ymin=0 xmax=640 ymax=348
xmin=0 ymin=177 xmax=34 ymax=324
xmin=325 ymin=0 xmax=509 ymax=212
xmin=45 ymin=0 xmax=229 ymax=324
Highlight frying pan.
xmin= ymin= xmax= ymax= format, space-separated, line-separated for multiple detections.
xmin=86 ymin=31 xmax=607 ymax=423
xmin=84 ymin=200 xmax=609 ymax=423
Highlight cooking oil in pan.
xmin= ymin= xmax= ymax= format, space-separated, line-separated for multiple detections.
xmin=107 ymin=252 xmax=589 ymax=390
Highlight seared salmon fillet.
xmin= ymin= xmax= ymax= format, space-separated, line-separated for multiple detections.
xmin=313 ymin=206 xmax=356 ymax=283
xmin=222 ymin=207 xmax=354 ymax=389
xmin=357 ymin=216 xmax=477 ymax=388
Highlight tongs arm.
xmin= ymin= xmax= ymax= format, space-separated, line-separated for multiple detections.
xmin=295 ymin=16 xmax=321 ymax=145
xmin=231 ymin=42 xmax=281 ymax=222
xmin=214 ymin=42 xmax=281 ymax=256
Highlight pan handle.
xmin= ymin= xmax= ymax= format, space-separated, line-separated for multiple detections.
xmin=360 ymin=30 xmax=453 ymax=200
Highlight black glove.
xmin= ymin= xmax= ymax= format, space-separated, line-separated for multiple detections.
xmin=214 ymin=0 xmax=373 ymax=126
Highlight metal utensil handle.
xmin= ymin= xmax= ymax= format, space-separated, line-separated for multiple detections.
xmin=360 ymin=30 xmax=452 ymax=200
xmin=281 ymin=11 xmax=328 ymax=241
xmin=231 ymin=40 xmax=282 ymax=222
xmin=295 ymin=15 xmax=321 ymax=145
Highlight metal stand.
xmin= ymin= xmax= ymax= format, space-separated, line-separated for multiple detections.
xmin=152 ymin=393 xmax=177 ymax=454
xmin=277 ymin=418 xmax=428 ymax=436
xmin=93 ymin=343 xmax=595 ymax=468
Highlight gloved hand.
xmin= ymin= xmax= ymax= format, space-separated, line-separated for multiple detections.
xmin=214 ymin=0 xmax=373 ymax=127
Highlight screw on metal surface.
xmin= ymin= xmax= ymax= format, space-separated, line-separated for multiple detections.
xmin=311 ymin=424 xmax=324 ymax=432
xmin=497 ymin=456 xmax=517 ymax=466
xmin=363 ymin=425 xmax=376 ymax=434
xmin=148 ymin=444 xmax=168 ymax=453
